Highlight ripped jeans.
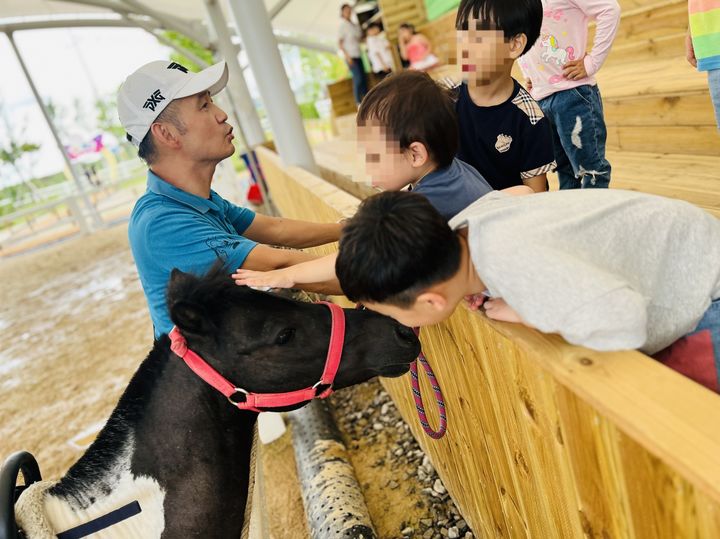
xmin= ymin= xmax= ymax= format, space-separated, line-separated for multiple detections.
xmin=538 ymin=84 xmax=611 ymax=189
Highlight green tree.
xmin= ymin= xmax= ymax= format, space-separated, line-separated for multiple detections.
xmin=0 ymin=100 xmax=42 ymax=203
xmin=95 ymin=94 xmax=125 ymax=139
xmin=161 ymin=31 xmax=214 ymax=73
xmin=0 ymin=141 xmax=42 ymax=202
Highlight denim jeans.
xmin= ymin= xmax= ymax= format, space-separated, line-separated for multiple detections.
xmin=708 ymin=69 xmax=720 ymax=130
xmin=538 ymin=84 xmax=611 ymax=189
xmin=655 ymin=298 xmax=720 ymax=393
xmin=348 ymin=58 xmax=368 ymax=105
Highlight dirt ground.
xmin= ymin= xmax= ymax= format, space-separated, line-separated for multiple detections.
xmin=0 ymin=224 xmax=468 ymax=539
xmin=0 ymin=225 xmax=309 ymax=538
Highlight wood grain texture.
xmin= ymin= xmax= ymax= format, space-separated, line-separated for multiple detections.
xmin=256 ymin=146 xmax=720 ymax=538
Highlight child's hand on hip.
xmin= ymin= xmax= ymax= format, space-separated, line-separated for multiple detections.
xmin=562 ymin=57 xmax=588 ymax=80
xmin=483 ymin=298 xmax=524 ymax=324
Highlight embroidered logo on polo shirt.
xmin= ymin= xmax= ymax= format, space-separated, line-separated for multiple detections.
xmin=495 ymin=134 xmax=512 ymax=153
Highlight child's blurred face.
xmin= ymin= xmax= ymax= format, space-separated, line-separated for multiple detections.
xmin=398 ymin=27 xmax=413 ymax=40
xmin=457 ymin=17 xmax=513 ymax=84
xmin=367 ymin=26 xmax=380 ymax=36
xmin=357 ymin=122 xmax=417 ymax=191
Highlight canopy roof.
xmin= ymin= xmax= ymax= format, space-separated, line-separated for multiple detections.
xmin=0 ymin=0 xmax=343 ymax=46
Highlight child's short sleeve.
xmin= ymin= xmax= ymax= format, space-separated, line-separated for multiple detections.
xmin=516 ymin=109 xmax=556 ymax=181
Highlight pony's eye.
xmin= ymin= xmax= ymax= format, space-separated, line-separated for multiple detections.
xmin=275 ymin=328 xmax=295 ymax=345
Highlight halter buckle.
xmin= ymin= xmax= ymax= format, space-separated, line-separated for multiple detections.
xmin=228 ymin=387 xmax=249 ymax=405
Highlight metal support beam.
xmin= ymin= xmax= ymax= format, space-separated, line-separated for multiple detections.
xmin=275 ymin=35 xmax=336 ymax=55
xmin=119 ymin=0 xmax=210 ymax=47
xmin=59 ymin=0 xmax=212 ymax=48
xmin=5 ymin=32 xmax=100 ymax=231
xmin=228 ymin=0 xmax=318 ymax=174
xmin=0 ymin=17 xmax=134 ymax=33
xmin=204 ymin=0 xmax=266 ymax=147
xmin=269 ymin=0 xmax=292 ymax=19
xmin=127 ymin=15 xmax=212 ymax=69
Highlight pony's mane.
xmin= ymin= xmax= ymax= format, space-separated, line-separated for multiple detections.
xmin=166 ymin=261 xmax=256 ymax=324
xmin=49 ymin=338 xmax=170 ymax=506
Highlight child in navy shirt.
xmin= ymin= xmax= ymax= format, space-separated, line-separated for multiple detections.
xmin=452 ymin=0 xmax=555 ymax=192
xmin=231 ymin=71 xmax=530 ymax=290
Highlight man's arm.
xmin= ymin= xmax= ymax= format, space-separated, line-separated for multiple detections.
xmin=241 ymin=245 xmax=342 ymax=295
xmin=242 ymin=213 xmax=342 ymax=249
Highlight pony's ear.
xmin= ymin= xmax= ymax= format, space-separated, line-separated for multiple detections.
xmin=167 ymin=269 xmax=211 ymax=335
xmin=170 ymin=300 xmax=212 ymax=336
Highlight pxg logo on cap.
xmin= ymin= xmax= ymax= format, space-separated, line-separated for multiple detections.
xmin=117 ymin=60 xmax=229 ymax=146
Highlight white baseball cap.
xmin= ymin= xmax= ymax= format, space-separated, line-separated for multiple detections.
xmin=118 ymin=60 xmax=229 ymax=146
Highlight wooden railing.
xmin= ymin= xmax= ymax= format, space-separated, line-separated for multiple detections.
xmin=256 ymin=145 xmax=720 ymax=538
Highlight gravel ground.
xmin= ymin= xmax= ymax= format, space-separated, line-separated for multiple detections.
xmin=330 ymin=380 xmax=473 ymax=539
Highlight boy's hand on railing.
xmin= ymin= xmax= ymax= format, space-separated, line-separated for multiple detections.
xmin=232 ymin=268 xmax=296 ymax=289
xmin=482 ymin=298 xmax=525 ymax=324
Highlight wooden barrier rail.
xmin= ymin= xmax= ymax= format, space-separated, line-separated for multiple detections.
xmin=256 ymin=146 xmax=720 ymax=538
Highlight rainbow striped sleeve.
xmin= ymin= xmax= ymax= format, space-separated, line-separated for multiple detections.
xmin=690 ymin=0 xmax=720 ymax=70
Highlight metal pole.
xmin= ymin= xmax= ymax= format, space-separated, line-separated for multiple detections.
xmin=228 ymin=0 xmax=319 ymax=174
xmin=129 ymin=17 xmax=212 ymax=69
xmin=204 ymin=0 xmax=265 ymax=147
xmin=5 ymin=31 xmax=100 ymax=230
xmin=268 ymin=0 xmax=292 ymax=19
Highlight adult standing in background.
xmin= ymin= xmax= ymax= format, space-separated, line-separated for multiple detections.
xmin=687 ymin=0 xmax=720 ymax=129
xmin=338 ymin=3 xmax=368 ymax=105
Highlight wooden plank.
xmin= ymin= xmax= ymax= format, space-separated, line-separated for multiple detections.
xmin=258 ymin=145 xmax=720 ymax=538
xmin=597 ymin=57 xmax=708 ymax=99
xmin=604 ymin=93 xmax=716 ymax=127
xmin=607 ymin=32 xmax=685 ymax=64
xmin=606 ymin=125 xmax=720 ymax=155
xmin=615 ymin=1 xmax=687 ymax=42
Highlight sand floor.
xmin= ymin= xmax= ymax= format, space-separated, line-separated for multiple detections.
xmin=0 ymin=224 xmax=309 ymax=538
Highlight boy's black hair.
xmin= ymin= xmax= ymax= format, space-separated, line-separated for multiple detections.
xmin=367 ymin=21 xmax=383 ymax=31
xmin=398 ymin=22 xmax=415 ymax=33
xmin=455 ymin=0 xmax=543 ymax=54
xmin=336 ymin=191 xmax=462 ymax=306
xmin=356 ymin=70 xmax=458 ymax=169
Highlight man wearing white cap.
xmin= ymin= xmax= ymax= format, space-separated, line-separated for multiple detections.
xmin=118 ymin=60 xmax=341 ymax=337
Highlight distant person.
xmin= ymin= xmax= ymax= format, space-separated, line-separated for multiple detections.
xmin=519 ymin=0 xmax=621 ymax=189
xmin=366 ymin=22 xmax=394 ymax=79
xmin=452 ymin=0 xmax=555 ymax=192
xmin=398 ymin=23 xmax=439 ymax=71
xmin=338 ymin=3 xmax=368 ymax=104
xmin=687 ymin=0 xmax=720 ymax=128
xmin=118 ymin=60 xmax=342 ymax=336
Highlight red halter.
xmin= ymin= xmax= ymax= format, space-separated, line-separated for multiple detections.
xmin=168 ymin=301 xmax=346 ymax=413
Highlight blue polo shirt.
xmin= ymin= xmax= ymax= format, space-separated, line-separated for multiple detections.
xmin=129 ymin=170 xmax=257 ymax=337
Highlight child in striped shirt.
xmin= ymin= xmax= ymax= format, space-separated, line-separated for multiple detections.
xmin=687 ymin=0 xmax=720 ymax=128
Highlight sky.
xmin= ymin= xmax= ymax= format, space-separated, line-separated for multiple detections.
xmin=0 ymin=11 xmax=342 ymax=190
xmin=0 ymin=26 xmax=173 ymax=186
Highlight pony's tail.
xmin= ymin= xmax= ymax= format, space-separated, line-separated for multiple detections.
xmin=566 ymin=46 xmax=575 ymax=61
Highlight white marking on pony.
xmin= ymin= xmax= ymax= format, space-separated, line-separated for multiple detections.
xmin=571 ymin=116 xmax=583 ymax=149
xmin=17 ymin=435 xmax=167 ymax=538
